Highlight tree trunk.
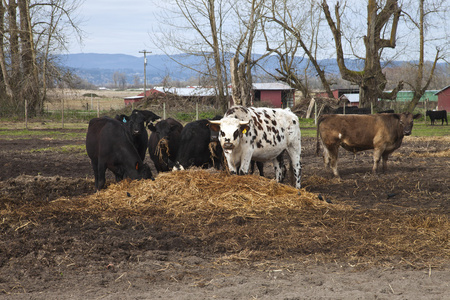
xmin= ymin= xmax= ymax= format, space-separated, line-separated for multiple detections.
xmin=230 ymin=55 xmax=241 ymax=106
xmin=19 ymin=0 xmax=41 ymax=115
xmin=322 ymin=0 xmax=402 ymax=108
xmin=8 ymin=0 xmax=21 ymax=107
xmin=207 ymin=0 xmax=227 ymax=112
xmin=0 ymin=4 xmax=13 ymax=101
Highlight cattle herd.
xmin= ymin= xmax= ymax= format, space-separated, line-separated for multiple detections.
xmin=85 ymin=106 xmax=436 ymax=191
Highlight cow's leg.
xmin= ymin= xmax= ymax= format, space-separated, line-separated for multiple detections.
xmin=239 ymin=153 xmax=252 ymax=175
xmin=381 ymin=153 xmax=390 ymax=173
xmin=321 ymin=140 xmax=331 ymax=168
xmin=277 ymin=153 xmax=286 ymax=180
xmin=273 ymin=157 xmax=284 ymax=183
xmin=96 ymin=162 xmax=107 ymax=190
xmin=372 ymin=148 xmax=383 ymax=174
xmin=325 ymin=144 xmax=339 ymax=178
xmin=256 ymin=161 xmax=264 ymax=176
xmin=90 ymin=160 xmax=100 ymax=190
xmin=223 ymin=153 xmax=238 ymax=174
xmin=286 ymin=148 xmax=302 ymax=189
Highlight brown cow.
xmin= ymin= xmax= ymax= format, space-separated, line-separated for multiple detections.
xmin=316 ymin=112 xmax=421 ymax=178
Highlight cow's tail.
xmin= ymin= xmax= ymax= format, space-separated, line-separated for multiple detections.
xmin=315 ymin=116 xmax=324 ymax=156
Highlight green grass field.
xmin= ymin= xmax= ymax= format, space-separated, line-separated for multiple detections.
xmin=1 ymin=113 xmax=448 ymax=139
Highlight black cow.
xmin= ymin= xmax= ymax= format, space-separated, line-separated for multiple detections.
xmin=426 ymin=110 xmax=448 ymax=125
xmin=115 ymin=110 xmax=161 ymax=161
xmin=173 ymin=119 xmax=224 ymax=170
xmin=86 ymin=117 xmax=153 ymax=190
xmin=334 ymin=106 xmax=371 ymax=114
xmin=148 ymin=118 xmax=183 ymax=172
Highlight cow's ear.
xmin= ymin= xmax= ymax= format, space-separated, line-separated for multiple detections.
xmin=150 ymin=113 xmax=161 ymax=122
xmin=148 ymin=123 xmax=156 ymax=132
xmin=208 ymin=121 xmax=221 ymax=132
xmin=240 ymin=124 xmax=250 ymax=135
xmin=413 ymin=113 xmax=422 ymax=119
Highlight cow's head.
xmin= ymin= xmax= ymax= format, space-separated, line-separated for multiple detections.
xmin=128 ymin=110 xmax=161 ymax=135
xmin=209 ymin=118 xmax=250 ymax=154
xmin=397 ymin=112 xmax=421 ymax=136
xmin=208 ymin=115 xmax=223 ymax=142
xmin=149 ymin=119 xmax=177 ymax=139
xmin=115 ymin=114 xmax=130 ymax=123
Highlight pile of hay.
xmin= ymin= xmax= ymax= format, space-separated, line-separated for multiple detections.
xmin=81 ymin=169 xmax=344 ymax=220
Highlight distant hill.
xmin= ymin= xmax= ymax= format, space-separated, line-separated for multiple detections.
xmin=57 ymin=53 xmax=204 ymax=85
xmin=57 ymin=53 xmax=437 ymax=86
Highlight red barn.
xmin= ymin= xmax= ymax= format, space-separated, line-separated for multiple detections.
xmin=252 ymin=83 xmax=295 ymax=108
xmin=435 ymin=85 xmax=450 ymax=111
xmin=123 ymin=89 xmax=165 ymax=106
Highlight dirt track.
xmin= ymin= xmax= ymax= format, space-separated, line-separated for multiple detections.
xmin=0 ymin=126 xmax=449 ymax=299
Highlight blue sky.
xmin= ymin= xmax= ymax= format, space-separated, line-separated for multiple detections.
xmin=68 ymin=0 xmax=164 ymax=57
xmin=67 ymin=0 xmax=449 ymax=61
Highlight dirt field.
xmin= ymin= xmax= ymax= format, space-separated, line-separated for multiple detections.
xmin=0 ymin=124 xmax=449 ymax=299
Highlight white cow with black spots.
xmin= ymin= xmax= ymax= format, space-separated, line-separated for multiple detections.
xmin=209 ymin=106 xmax=302 ymax=189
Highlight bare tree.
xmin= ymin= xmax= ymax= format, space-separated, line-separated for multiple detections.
xmin=321 ymin=0 xmax=404 ymax=108
xmin=153 ymin=0 xmax=233 ymax=111
xmin=0 ymin=0 xmax=83 ymax=115
xmin=112 ymin=71 xmax=127 ymax=89
xmin=402 ymin=0 xmax=444 ymax=112
xmin=230 ymin=0 xmax=268 ymax=106
xmin=262 ymin=0 xmax=333 ymax=99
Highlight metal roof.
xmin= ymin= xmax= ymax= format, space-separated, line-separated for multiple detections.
xmin=341 ymin=93 xmax=360 ymax=103
xmin=435 ymin=85 xmax=450 ymax=95
xmin=153 ymin=87 xmax=221 ymax=97
xmin=252 ymin=82 xmax=294 ymax=90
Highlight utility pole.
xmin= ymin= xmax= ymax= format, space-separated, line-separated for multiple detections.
xmin=139 ymin=50 xmax=151 ymax=99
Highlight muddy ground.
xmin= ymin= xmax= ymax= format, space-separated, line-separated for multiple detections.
xmin=0 ymin=126 xmax=449 ymax=299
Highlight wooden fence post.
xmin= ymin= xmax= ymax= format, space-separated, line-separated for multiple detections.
xmin=314 ymin=101 xmax=318 ymax=125
xmin=196 ymin=101 xmax=199 ymax=120
xmin=61 ymin=97 xmax=64 ymax=129
xmin=25 ymin=100 xmax=28 ymax=129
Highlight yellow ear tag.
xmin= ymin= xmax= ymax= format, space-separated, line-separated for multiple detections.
xmin=242 ymin=128 xmax=247 ymax=134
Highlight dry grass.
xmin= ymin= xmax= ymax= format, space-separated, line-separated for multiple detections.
xmin=45 ymin=88 xmax=130 ymax=110
xmin=408 ymin=149 xmax=450 ymax=157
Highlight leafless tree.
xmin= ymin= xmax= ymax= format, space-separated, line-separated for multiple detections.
xmin=112 ymin=71 xmax=127 ymax=89
xmin=229 ymin=0 xmax=269 ymax=106
xmin=402 ymin=0 xmax=445 ymax=112
xmin=321 ymin=0 xmax=404 ymax=108
xmin=262 ymin=0 xmax=333 ymax=99
xmin=152 ymin=0 xmax=233 ymax=111
xmin=0 ymin=0 xmax=83 ymax=116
